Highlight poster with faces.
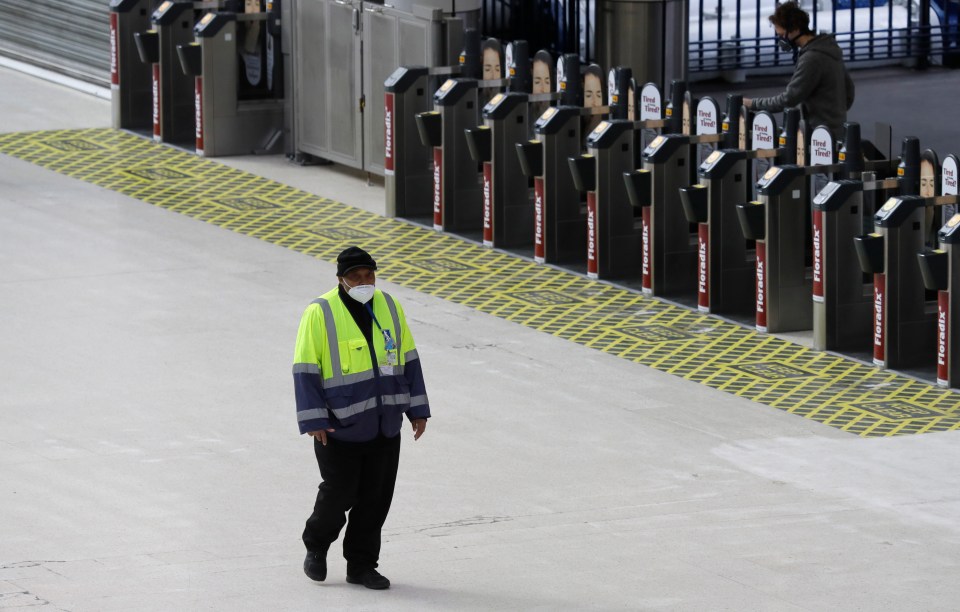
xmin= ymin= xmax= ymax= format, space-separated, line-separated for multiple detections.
xmin=532 ymin=51 xmax=552 ymax=94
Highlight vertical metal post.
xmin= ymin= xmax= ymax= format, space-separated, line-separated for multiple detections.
xmin=919 ymin=0 xmax=932 ymax=69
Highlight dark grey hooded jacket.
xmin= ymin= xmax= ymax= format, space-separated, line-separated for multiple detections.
xmin=752 ymin=34 xmax=855 ymax=139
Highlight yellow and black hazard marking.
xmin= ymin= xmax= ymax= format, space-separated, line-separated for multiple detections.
xmin=3 ymin=127 xmax=960 ymax=438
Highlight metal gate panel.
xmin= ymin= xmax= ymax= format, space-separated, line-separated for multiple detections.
xmin=294 ymin=0 xmax=327 ymax=158
xmin=294 ymin=0 xmax=362 ymax=167
xmin=0 ymin=0 xmax=110 ymax=86
xmin=361 ymin=5 xmax=438 ymax=174
xmin=326 ymin=0 xmax=362 ymax=163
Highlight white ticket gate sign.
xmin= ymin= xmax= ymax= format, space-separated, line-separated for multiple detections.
xmin=810 ymin=126 xmax=834 ymax=166
xmin=943 ymin=154 xmax=959 ymax=218
xmin=638 ymin=83 xmax=663 ymax=290
xmin=639 ymin=83 xmax=661 ymax=121
xmin=810 ymin=126 xmax=835 ymax=303
xmin=751 ymin=113 xmax=776 ymax=150
xmin=939 ymin=157 xmax=960 ymax=385
xmin=696 ymin=98 xmax=719 ymax=135
xmin=751 ymin=112 xmax=777 ymax=329
xmin=693 ymin=97 xmax=720 ymax=312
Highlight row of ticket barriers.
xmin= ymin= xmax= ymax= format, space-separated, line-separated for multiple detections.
xmin=385 ymin=36 xmax=960 ymax=390
xmin=111 ymin=0 xmax=283 ymax=156
xmin=106 ymin=0 xmax=960 ymax=391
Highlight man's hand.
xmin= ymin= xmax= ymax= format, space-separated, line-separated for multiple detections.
xmin=743 ymin=97 xmax=753 ymax=109
xmin=411 ymin=419 xmax=427 ymax=441
xmin=308 ymin=428 xmax=336 ymax=446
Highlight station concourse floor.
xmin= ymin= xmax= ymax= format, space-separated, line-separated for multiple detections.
xmin=3 ymin=62 xmax=960 ymax=611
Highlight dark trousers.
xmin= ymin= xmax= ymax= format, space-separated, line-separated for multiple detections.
xmin=302 ymin=433 xmax=401 ymax=574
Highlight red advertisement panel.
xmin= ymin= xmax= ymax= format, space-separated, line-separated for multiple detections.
xmin=756 ymin=241 xmax=767 ymax=331
xmin=938 ymin=290 xmax=949 ymax=386
xmin=698 ymin=223 xmax=709 ymax=312
xmin=641 ymin=206 xmax=651 ymax=293
xmin=110 ymin=13 xmax=119 ymax=87
xmin=587 ymin=192 xmax=598 ymax=278
xmin=384 ymin=93 xmax=394 ymax=174
xmin=152 ymin=64 xmax=161 ymax=141
xmin=873 ymin=273 xmax=886 ymax=365
xmin=534 ymin=177 xmax=545 ymax=263
xmin=482 ymin=162 xmax=493 ymax=246
xmin=812 ymin=209 xmax=824 ymax=302
xmin=194 ymin=77 xmax=204 ymax=154
xmin=432 ymin=147 xmax=443 ymax=230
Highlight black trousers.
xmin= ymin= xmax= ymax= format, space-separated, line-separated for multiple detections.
xmin=302 ymin=433 xmax=401 ymax=573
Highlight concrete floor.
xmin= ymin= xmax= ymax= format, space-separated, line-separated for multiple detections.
xmin=4 ymin=64 xmax=960 ymax=611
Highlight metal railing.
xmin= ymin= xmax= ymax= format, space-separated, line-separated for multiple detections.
xmin=690 ymin=0 xmax=960 ymax=75
xmin=481 ymin=0 xmax=595 ymax=61
xmin=481 ymin=0 xmax=959 ymax=76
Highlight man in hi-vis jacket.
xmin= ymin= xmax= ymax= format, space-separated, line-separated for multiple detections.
xmin=293 ymin=246 xmax=430 ymax=590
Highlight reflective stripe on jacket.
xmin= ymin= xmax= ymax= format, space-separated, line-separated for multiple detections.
xmin=293 ymin=287 xmax=430 ymax=440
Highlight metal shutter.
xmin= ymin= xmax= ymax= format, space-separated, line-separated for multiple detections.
xmin=0 ymin=0 xmax=110 ymax=86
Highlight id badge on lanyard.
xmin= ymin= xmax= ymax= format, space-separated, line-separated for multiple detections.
xmin=367 ymin=303 xmax=399 ymax=374
xmin=380 ymin=328 xmax=398 ymax=374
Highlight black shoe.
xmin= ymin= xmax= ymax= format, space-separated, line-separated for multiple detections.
xmin=346 ymin=568 xmax=390 ymax=590
xmin=303 ymin=551 xmax=327 ymax=582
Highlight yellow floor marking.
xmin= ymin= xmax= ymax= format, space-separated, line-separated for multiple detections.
xmin=2 ymin=127 xmax=960 ymax=437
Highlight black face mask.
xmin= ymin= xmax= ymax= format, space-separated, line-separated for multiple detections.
xmin=777 ymin=33 xmax=799 ymax=52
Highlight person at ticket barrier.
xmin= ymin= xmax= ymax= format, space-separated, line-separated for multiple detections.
xmin=743 ymin=1 xmax=855 ymax=141
xmin=293 ymin=246 xmax=431 ymax=590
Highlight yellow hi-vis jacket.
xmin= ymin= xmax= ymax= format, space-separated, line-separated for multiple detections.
xmin=293 ymin=287 xmax=430 ymax=441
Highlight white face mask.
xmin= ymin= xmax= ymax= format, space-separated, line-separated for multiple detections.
xmin=342 ymin=278 xmax=375 ymax=304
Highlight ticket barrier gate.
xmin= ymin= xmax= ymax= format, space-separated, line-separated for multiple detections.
xmin=415 ymin=78 xmax=482 ymax=232
xmin=415 ymin=70 xmax=511 ymax=233
xmin=918 ymin=215 xmax=960 ymax=387
xmin=384 ymin=64 xmax=461 ymax=218
xmin=567 ymin=120 xmax=642 ymax=280
xmin=507 ymin=53 xmax=589 ymax=264
xmin=630 ymin=117 xmax=728 ymax=297
xmin=611 ymin=80 xmax=693 ymax=295
xmin=675 ymin=108 xmax=781 ymax=316
xmin=472 ymin=61 xmax=633 ymax=252
xmin=553 ymin=69 xmax=650 ymax=278
xmin=136 ymin=1 xmax=219 ymax=145
xmin=111 ymin=0 xmax=161 ymax=130
xmin=175 ymin=4 xmax=284 ymax=156
xmin=855 ymin=194 xmax=958 ymax=371
xmin=739 ymin=163 xmax=817 ymax=333
xmin=811 ymin=137 xmax=919 ymax=352
xmin=515 ymin=106 xmax=645 ymax=267
xmin=811 ymin=179 xmax=915 ymax=356
xmin=461 ymin=46 xmax=546 ymax=248
xmin=736 ymin=123 xmax=900 ymax=334
xmin=393 ymin=39 xmax=539 ymax=222
xmin=515 ymin=106 xmax=586 ymax=265
xmin=464 ymin=92 xmax=532 ymax=247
